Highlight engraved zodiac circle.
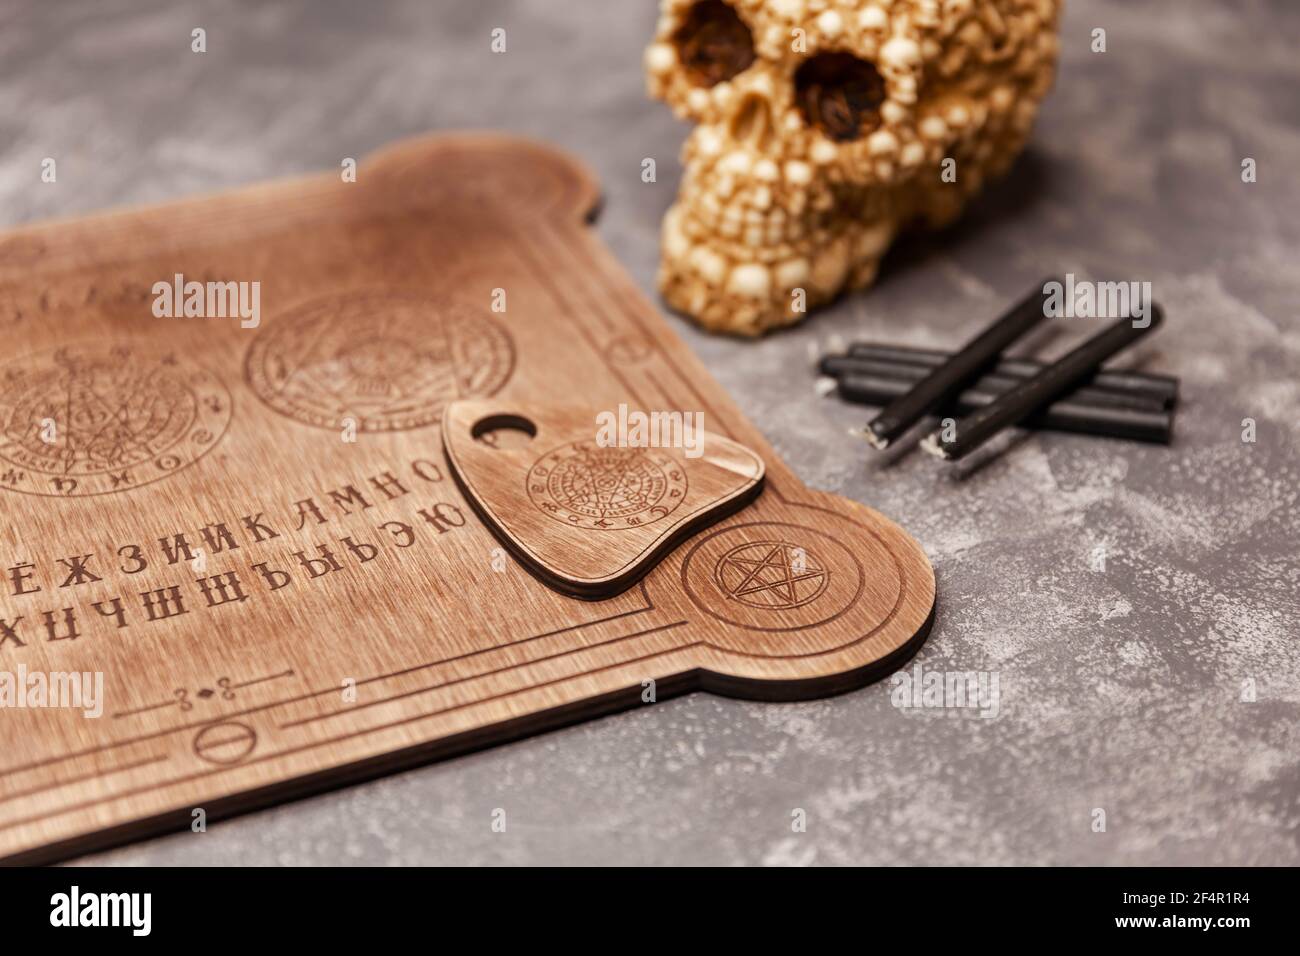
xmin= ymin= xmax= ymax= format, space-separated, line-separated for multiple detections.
xmin=0 ymin=344 xmax=231 ymax=498
xmin=245 ymin=291 xmax=515 ymax=432
xmin=526 ymin=441 xmax=688 ymax=531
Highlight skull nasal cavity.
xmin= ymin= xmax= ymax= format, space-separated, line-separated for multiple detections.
xmin=795 ymin=53 xmax=886 ymax=142
xmin=729 ymin=93 xmax=772 ymax=148
xmin=673 ymin=0 xmax=755 ymax=87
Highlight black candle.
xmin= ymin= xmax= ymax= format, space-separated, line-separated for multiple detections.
xmin=863 ymin=280 xmax=1057 ymax=449
xmin=842 ymin=343 xmax=1178 ymax=408
xmin=838 ymin=374 xmax=1172 ymax=444
xmin=922 ymin=305 xmax=1167 ymax=461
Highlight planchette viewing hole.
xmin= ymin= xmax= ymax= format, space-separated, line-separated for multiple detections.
xmin=472 ymin=413 xmax=537 ymax=450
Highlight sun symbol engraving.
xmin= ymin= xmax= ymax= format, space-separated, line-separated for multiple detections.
xmin=526 ymin=441 xmax=688 ymax=531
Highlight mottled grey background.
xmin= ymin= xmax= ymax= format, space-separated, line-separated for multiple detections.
xmin=2 ymin=0 xmax=1296 ymax=866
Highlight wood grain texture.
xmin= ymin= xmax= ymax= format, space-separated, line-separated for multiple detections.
xmin=444 ymin=400 xmax=765 ymax=598
xmin=0 ymin=133 xmax=935 ymax=864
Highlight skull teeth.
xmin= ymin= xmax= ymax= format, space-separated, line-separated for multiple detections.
xmin=681 ymin=189 xmax=818 ymax=252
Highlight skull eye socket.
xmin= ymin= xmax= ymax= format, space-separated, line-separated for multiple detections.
xmin=795 ymin=52 xmax=887 ymax=142
xmin=672 ymin=0 xmax=756 ymax=88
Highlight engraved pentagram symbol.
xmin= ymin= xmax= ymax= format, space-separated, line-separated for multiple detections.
xmin=0 ymin=344 xmax=231 ymax=498
xmin=680 ymin=523 xmax=865 ymax=632
xmin=714 ymin=540 xmax=830 ymax=610
xmin=527 ymin=441 xmax=688 ymax=531
xmin=244 ymin=291 xmax=515 ymax=432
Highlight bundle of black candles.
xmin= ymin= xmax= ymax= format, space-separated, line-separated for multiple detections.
xmin=820 ymin=281 xmax=1179 ymax=461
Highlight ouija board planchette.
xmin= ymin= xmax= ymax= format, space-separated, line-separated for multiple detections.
xmin=442 ymin=400 xmax=767 ymax=598
xmin=0 ymin=134 xmax=935 ymax=863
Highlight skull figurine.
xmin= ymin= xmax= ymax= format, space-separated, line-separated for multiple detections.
xmin=645 ymin=0 xmax=1061 ymax=335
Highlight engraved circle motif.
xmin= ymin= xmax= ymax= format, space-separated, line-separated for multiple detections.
xmin=0 ymin=344 xmax=231 ymax=498
xmin=526 ymin=441 xmax=688 ymax=531
xmin=244 ymin=291 xmax=515 ymax=432
xmin=192 ymin=721 xmax=258 ymax=765
xmin=714 ymin=540 xmax=830 ymax=610
xmin=605 ymin=334 xmax=655 ymax=366
xmin=681 ymin=522 xmax=866 ymax=632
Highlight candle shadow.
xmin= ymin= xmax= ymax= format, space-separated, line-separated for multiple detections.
xmin=942 ymin=428 xmax=1036 ymax=481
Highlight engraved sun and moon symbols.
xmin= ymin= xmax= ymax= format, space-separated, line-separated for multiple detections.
xmin=681 ymin=522 xmax=865 ymax=631
xmin=526 ymin=440 xmax=688 ymax=531
xmin=244 ymin=291 xmax=515 ymax=432
xmin=0 ymin=344 xmax=232 ymax=498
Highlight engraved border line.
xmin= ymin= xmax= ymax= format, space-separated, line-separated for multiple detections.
xmin=0 ymin=625 xmax=690 ymax=835
xmin=0 ymin=593 xmax=653 ymax=779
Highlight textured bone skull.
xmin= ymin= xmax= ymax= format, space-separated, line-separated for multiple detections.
xmin=646 ymin=0 xmax=1061 ymax=335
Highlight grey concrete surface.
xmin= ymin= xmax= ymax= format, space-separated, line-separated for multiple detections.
xmin=2 ymin=0 xmax=1296 ymax=866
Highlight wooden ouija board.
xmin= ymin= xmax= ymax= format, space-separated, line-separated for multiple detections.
xmin=0 ymin=133 xmax=934 ymax=863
